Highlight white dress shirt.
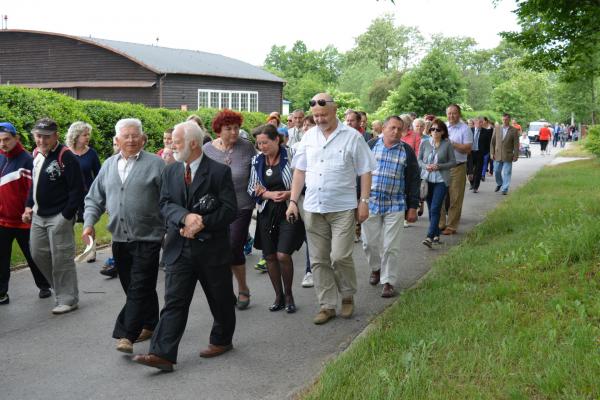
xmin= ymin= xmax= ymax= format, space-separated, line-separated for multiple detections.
xmin=447 ymin=122 xmax=473 ymax=163
xmin=287 ymin=127 xmax=303 ymax=148
xmin=184 ymin=153 xmax=203 ymax=182
xmin=117 ymin=151 xmax=141 ymax=183
xmin=292 ymin=120 xmax=376 ymax=213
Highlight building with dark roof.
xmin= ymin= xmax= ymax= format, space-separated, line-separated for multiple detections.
xmin=0 ymin=30 xmax=285 ymax=113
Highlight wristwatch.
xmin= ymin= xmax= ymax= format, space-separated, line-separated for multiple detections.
xmin=359 ymin=198 xmax=369 ymax=204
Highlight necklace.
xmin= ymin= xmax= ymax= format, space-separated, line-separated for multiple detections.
xmin=265 ymin=153 xmax=279 ymax=177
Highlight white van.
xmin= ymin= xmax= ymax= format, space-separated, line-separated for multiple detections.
xmin=527 ymin=120 xmax=550 ymax=142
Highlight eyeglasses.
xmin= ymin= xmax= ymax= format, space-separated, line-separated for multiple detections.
xmin=309 ymin=99 xmax=335 ymax=107
xmin=429 ymin=127 xmax=443 ymax=133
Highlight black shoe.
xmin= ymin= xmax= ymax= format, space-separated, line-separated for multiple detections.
xmin=494 ymin=185 xmax=501 ymax=192
xmin=39 ymin=288 xmax=52 ymax=299
xmin=0 ymin=293 xmax=9 ymax=305
xmin=481 ymin=176 xmax=485 ymax=182
xmin=269 ymin=299 xmax=285 ymax=312
xmin=502 ymin=191 xmax=508 ymax=195
xmin=100 ymin=265 xmax=118 ymax=278
xmin=285 ymin=303 xmax=297 ymax=314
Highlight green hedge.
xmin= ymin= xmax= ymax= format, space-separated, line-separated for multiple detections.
xmin=0 ymin=86 xmax=267 ymax=159
xmin=584 ymin=125 xmax=600 ymax=157
xmin=462 ymin=110 xmax=502 ymax=124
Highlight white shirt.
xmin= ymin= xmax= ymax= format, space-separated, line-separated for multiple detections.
xmin=292 ymin=120 xmax=376 ymax=213
xmin=287 ymin=127 xmax=303 ymax=147
xmin=447 ymin=122 xmax=473 ymax=163
xmin=117 ymin=151 xmax=141 ymax=183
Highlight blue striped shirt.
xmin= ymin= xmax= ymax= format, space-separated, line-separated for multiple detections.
xmin=369 ymin=139 xmax=407 ymax=215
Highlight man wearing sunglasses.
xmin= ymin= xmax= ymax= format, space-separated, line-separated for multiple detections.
xmin=286 ymin=93 xmax=376 ymax=325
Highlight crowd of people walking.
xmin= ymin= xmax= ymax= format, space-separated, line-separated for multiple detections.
xmin=1 ymin=93 xmax=541 ymax=372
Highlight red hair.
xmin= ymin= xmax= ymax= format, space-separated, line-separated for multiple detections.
xmin=211 ymin=109 xmax=243 ymax=133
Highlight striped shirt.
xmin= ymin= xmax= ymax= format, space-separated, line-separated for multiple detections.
xmin=369 ymin=139 xmax=407 ymax=215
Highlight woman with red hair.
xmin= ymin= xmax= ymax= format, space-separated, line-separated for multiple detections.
xmin=204 ymin=109 xmax=257 ymax=310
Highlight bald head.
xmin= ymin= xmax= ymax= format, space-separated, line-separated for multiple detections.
xmin=310 ymin=93 xmax=338 ymax=134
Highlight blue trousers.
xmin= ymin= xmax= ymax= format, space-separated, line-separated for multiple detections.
xmin=426 ymin=182 xmax=448 ymax=239
xmin=494 ymin=160 xmax=513 ymax=193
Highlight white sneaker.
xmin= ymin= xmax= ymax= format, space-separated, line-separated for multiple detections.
xmin=52 ymin=304 xmax=78 ymax=315
xmin=302 ymin=272 xmax=314 ymax=288
xmin=404 ymin=220 xmax=409 ymax=228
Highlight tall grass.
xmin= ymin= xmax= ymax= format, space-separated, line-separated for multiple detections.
xmin=304 ymin=160 xmax=600 ymax=399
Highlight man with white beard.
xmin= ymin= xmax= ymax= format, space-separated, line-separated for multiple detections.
xmin=133 ymin=121 xmax=238 ymax=372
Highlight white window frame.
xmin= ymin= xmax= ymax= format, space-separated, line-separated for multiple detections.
xmin=197 ymin=89 xmax=259 ymax=112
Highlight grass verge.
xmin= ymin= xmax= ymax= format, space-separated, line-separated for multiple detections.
xmin=303 ymin=159 xmax=600 ymax=399
xmin=557 ymin=140 xmax=592 ymax=158
xmin=10 ymin=214 xmax=112 ymax=267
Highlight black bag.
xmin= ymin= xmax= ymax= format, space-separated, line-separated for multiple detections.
xmin=192 ymin=194 xmax=220 ymax=215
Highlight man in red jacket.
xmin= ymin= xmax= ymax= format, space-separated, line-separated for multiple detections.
xmin=0 ymin=122 xmax=51 ymax=305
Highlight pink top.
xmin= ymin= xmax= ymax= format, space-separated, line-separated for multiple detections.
xmin=401 ymin=130 xmax=421 ymax=156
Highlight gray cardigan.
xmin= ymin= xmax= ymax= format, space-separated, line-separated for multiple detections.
xmin=418 ymin=138 xmax=456 ymax=187
xmin=83 ymin=150 xmax=165 ymax=242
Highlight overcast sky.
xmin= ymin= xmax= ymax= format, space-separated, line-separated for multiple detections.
xmin=2 ymin=0 xmax=520 ymax=66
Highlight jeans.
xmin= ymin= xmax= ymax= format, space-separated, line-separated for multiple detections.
xmin=494 ymin=161 xmax=513 ymax=193
xmin=426 ymin=182 xmax=448 ymax=239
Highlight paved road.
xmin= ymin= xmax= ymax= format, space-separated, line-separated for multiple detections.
xmin=1 ymin=143 xmax=560 ymax=400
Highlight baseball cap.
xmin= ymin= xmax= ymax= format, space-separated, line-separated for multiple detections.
xmin=0 ymin=122 xmax=17 ymax=136
xmin=277 ymin=127 xmax=289 ymax=137
xmin=32 ymin=118 xmax=58 ymax=135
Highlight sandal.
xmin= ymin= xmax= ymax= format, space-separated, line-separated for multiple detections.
xmin=237 ymin=290 xmax=250 ymax=310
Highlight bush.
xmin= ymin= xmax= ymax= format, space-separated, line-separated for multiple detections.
xmin=462 ymin=110 xmax=502 ymax=124
xmin=584 ymin=125 xmax=600 ymax=157
xmin=0 ymin=86 xmax=267 ymax=159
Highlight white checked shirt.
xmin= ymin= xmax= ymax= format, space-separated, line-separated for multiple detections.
xmin=292 ymin=120 xmax=376 ymax=213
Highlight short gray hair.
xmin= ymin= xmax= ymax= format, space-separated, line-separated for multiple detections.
xmin=174 ymin=121 xmax=205 ymax=146
xmin=66 ymin=121 xmax=92 ymax=148
xmin=115 ymin=118 xmax=143 ymax=136
xmin=399 ymin=114 xmax=412 ymax=130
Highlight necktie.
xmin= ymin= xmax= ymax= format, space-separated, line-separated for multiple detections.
xmin=473 ymin=129 xmax=479 ymax=151
xmin=185 ymin=164 xmax=192 ymax=186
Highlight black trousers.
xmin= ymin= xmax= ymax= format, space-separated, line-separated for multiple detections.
xmin=149 ymin=241 xmax=236 ymax=363
xmin=112 ymin=241 xmax=161 ymax=342
xmin=0 ymin=226 xmax=50 ymax=295
xmin=468 ymin=150 xmax=484 ymax=190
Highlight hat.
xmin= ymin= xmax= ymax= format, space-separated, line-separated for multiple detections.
xmin=277 ymin=127 xmax=288 ymax=136
xmin=32 ymin=118 xmax=58 ymax=135
xmin=0 ymin=122 xmax=17 ymax=136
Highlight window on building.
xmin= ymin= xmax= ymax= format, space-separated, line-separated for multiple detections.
xmin=197 ymin=89 xmax=258 ymax=112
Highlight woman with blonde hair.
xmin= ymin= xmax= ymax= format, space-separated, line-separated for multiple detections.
xmin=66 ymin=121 xmax=101 ymax=261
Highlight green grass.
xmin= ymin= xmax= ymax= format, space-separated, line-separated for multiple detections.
xmin=10 ymin=213 xmax=112 ymax=267
xmin=558 ymin=140 xmax=592 ymax=158
xmin=304 ymin=159 xmax=600 ymax=399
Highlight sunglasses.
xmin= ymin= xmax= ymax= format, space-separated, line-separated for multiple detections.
xmin=429 ymin=127 xmax=443 ymax=133
xmin=309 ymin=99 xmax=335 ymax=107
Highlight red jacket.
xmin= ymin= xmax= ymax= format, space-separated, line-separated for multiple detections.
xmin=0 ymin=142 xmax=33 ymax=229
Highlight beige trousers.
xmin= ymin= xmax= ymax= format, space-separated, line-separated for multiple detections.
xmin=303 ymin=210 xmax=357 ymax=310
xmin=439 ymin=162 xmax=467 ymax=231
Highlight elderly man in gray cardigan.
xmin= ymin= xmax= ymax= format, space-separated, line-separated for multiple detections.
xmin=83 ymin=118 xmax=165 ymax=354
xmin=418 ymin=119 xmax=456 ymax=248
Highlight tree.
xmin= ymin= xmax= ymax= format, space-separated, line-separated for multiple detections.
xmin=429 ymin=35 xmax=478 ymax=72
xmin=380 ymin=48 xmax=464 ymax=116
xmin=337 ymin=60 xmax=385 ymax=112
xmin=366 ymin=70 xmax=404 ymax=113
xmin=500 ymin=0 xmax=600 ymax=123
xmin=346 ymin=14 xmax=424 ymax=72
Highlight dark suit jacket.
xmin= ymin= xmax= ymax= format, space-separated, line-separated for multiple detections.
xmin=160 ymin=155 xmax=237 ymax=266
xmin=471 ymin=127 xmax=493 ymax=154
xmin=490 ymin=125 xmax=520 ymax=162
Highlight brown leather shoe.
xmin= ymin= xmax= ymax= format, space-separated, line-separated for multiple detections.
xmin=313 ymin=308 xmax=336 ymax=325
xmin=340 ymin=297 xmax=354 ymax=319
xmin=135 ymin=328 xmax=153 ymax=343
xmin=132 ymin=353 xmax=174 ymax=372
xmin=442 ymin=228 xmax=456 ymax=235
xmin=381 ymin=283 xmax=395 ymax=298
xmin=199 ymin=343 xmax=233 ymax=358
xmin=369 ymin=270 xmax=380 ymax=285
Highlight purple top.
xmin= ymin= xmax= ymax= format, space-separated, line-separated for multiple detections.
xmin=203 ymin=138 xmax=256 ymax=210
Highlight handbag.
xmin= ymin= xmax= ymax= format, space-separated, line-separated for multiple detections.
xmin=192 ymin=194 xmax=220 ymax=215
xmin=420 ymin=179 xmax=428 ymax=200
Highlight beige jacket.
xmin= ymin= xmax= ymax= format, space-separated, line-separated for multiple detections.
xmin=491 ymin=125 xmax=520 ymax=162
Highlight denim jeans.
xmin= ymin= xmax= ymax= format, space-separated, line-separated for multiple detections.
xmin=426 ymin=182 xmax=448 ymax=239
xmin=494 ymin=160 xmax=513 ymax=193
